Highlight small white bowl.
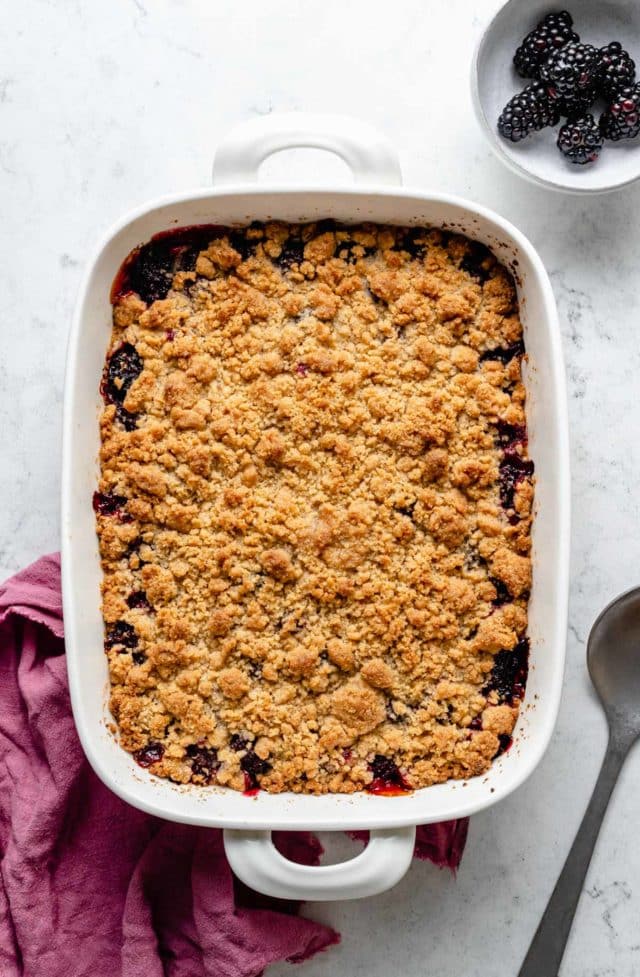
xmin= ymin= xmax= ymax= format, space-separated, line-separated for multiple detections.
xmin=472 ymin=0 xmax=640 ymax=193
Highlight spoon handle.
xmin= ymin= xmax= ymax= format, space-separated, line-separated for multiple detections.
xmin=517 ymin=736 xmax=628 ymax=977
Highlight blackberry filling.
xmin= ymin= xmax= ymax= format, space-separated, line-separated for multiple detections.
xmin=101 ymin=343 xmax=143 ymax=407
xmin=499 ymin=452 xmax=534 ymax=510
xmin=186 ymin=744 xmax=220 ymax=782
xmin=493 ymin=734 xmax=513 ymax=758
xmin=480 ymin=340 xmax=525 ymax=364
xmin=275 ymin=236 xmax=305 ymax=269
xmin=496 ymin=420 xmax=527 ymax=450
xmin=240 ymin=750 xmax=271 ymax=790
xmin=483 ymin=638 xmax=530 ymax=704
xmin=490 ymin=576 xmax=512 ymax=607
xmin=104 ymin=620 xmax=138 ymax=650
xmin=92 ymin=491 xmax=132 ymax=521
xmin=228 ymin=230 xmax=258 ymax=261
xmin=134 ymin=742 xmax=164 ymax=767
xmin=460 ymin=242 xmax=493 ymax=283
xmin=367 ymin=754 xmax=411 ymax=793
xmin=127 ymin=240 xmax=175 ymax=304
xmin=393 ymin=228 xmax=425 ymax=258
xmin=124 ymin=537 xmax=144 ymax=560
xmin=395 ymin=501 xmax=417 ymax=519
xmin=229 ymin=733 xmax=251 ymax=751
xmin=126 ymin=590 xmax=151 ymax=610
xmin=385 ymin=700 xmax=406 ymax=724
xmin=307 ymin=218 xmax=334 ymax=237
xmin=114 ymin=404 xmax=139 ymax=431
xmin=335 ymin=239 xmax=376 ymax=263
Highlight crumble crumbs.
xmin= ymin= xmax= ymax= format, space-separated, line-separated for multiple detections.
xmin=95 ymin=221 xmax=533 ymax=794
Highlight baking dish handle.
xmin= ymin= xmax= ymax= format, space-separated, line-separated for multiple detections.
xmin=212 ymin=112 xmax=402 ymax=187
xmin=223 ymin=825 xmax=416 ymax=901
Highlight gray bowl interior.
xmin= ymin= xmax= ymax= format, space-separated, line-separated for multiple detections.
xmin=475 ymin=0 xmax=640 ymax=192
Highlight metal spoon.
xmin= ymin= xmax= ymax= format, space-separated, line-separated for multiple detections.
xmin=518 ymin=587 xmax=640 ymax=977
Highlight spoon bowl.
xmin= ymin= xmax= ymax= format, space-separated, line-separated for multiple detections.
xmin=588 ymin=586 xmax=640 ymax=731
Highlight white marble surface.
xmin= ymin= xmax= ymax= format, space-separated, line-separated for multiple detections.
xmin=3 ymin=1 xmax=640 ymax=974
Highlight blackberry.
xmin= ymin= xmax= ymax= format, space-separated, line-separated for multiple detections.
xmin=600 ymin=83 xmax=640 ymax=140
xmin=556 ymin=85 xmax=598 ymax=119
xmin=498 ymin=82 xmax=560 ymax=143
xmin=557 ymin=114 xmax=604 ymax=164
xmin=513 ymin=11 xmax=579 ymax=79
xmin=598 ymin=42 xmax=636 ymax=100
xmin=540 ymin=42 xmax=600 ymax=100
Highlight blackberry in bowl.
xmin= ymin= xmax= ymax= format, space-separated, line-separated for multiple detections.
xmin=472 ymin=0 xmax=640 ymax=192
xmin=498 ymin=82 xmax=561 ymax=141
xmin=513 ymin=11 xmax=579 ymax=79
xmin=600 ymin=83 xmax=640 ymax=140
xmin=539 ymin=42 xmax=600 ymax=100
xmin=557 ymin=113 xmax=604 ymax=164
xmin=598 ymin=41 xmax=636 ymax=99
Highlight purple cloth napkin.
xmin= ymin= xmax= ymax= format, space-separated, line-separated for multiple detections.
xmin=0 ymin=554 xmax=468 ymax=977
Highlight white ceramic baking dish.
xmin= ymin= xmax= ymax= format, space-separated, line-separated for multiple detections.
xmin=62 ymin=113 xmax=570 ymax=902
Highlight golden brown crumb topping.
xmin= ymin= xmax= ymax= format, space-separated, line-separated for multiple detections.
xmin=95 ymin=221 xmax=533 ymax=794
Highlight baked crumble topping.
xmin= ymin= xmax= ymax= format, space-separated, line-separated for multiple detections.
xmin=95 ymin=220 xmax=534 ymax=795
